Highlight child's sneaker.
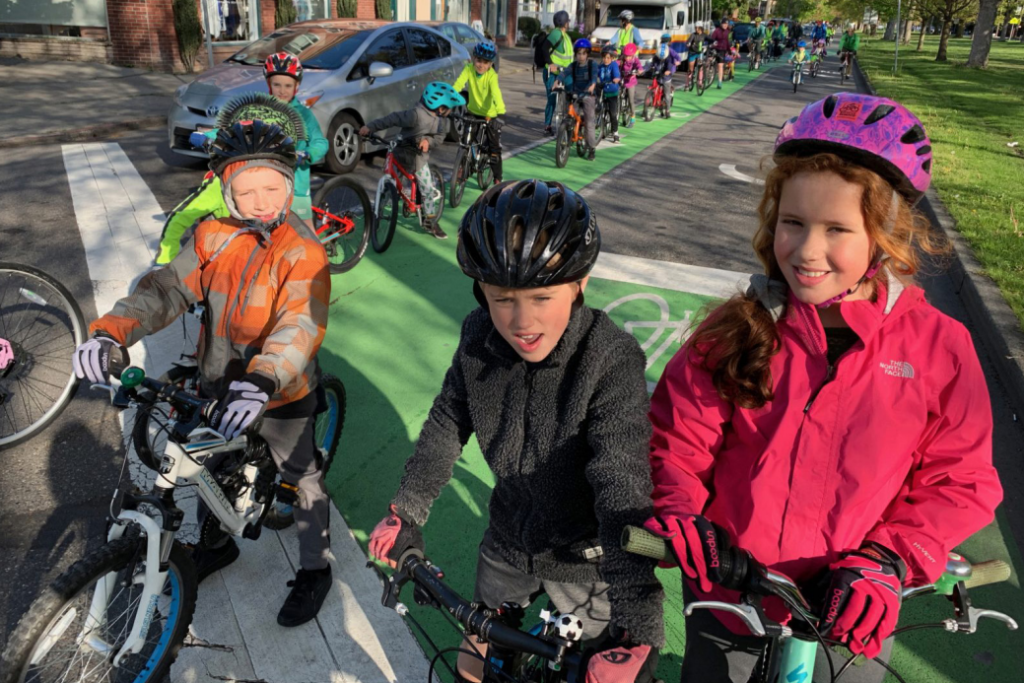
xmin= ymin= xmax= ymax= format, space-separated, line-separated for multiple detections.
xmin=626 ymin=117 xmax=635 ymax=128
xmin=423 ymin=220 xmax=448 ymax=240
xmin=612 ymin=134 xmax=620 ymax=143
xmin=544 ymin=125 xmax=554 ymax=136
xmin=587 ymin=149 xmax=596 ymax=161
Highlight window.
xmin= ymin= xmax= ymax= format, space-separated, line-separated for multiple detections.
xmin=201 ymin=0 xmax=258 ymax=42
xmin=456 ymin=24 xmax=479 ymax=43
xmin=302 ymin=30 xmax=372 ymax=69
xmin=603 ymin=5 xmax=666 ymax=30
xmin=440 ymin=24 xmax=457 ymax=41
xmin=407 ymin=28 xmax=442 ymax=62
xmin=349 ymin=29 xmax=411 ymax=78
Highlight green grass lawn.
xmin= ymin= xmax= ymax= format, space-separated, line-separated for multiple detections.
xmin=858 ymin=37 xmax=1024 ymax=327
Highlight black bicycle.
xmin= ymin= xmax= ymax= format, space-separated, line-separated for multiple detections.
xmin=449 ymin=114 xmax=496 ymax=208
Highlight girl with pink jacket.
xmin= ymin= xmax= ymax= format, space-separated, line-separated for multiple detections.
xmin=645 ymin=93 xmax=1003 ymax=682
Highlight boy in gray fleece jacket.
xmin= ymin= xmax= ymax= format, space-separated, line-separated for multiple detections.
xmin=370 ymin=180 xmax=664 ymax=683
xmin=359 ymin=81 xmax=463 ymax=239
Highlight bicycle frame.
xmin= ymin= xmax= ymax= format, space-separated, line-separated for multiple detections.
xmin=76 ymin=376 xmax=263 ymax=668
xmin=311 ymin=205 xmax=355 ymax=246
xmin=380 ymin=149 xmax=419 ymax=215
xmin=647 ymin=77 xmax=664 ymax=107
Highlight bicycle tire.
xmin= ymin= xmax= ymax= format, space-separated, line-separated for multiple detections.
xmin=619 ymin=92 xmax=631 ymax=126
xmin=554 ymin=123 xmax=570 ymax=168
xmin=476 ymin=154 xmax=494 ymax=192
xmin=315 ymin=374 xmax=345 ymax=478
xmin=0 ymin=263 xmax=86 ymax=449
xmin=696 ymin=68 xmax=706 ymax=96
xmin=551 ymin=90 xmax=565 ymax=133
xmin=1 ymin=537 xmax=197 ymax=683
xmin=450 ymin=146 xmax=470 ymax=208
xmin=313 ymin=177 xmax=371 ymax=275
xmin=661 ymin=87 xmax=672 ymax=118
xmin=643 ymin=91 xmax=655 ymax=121
xmin=372 ymin=177 xmax=398 ymax=254
xmin=793 ymin=71 xmax=799 ymax=93
xmin=810 ymin=61 xmax=818 ymax=78
xmin=748 ymin=53 xmax=754 ymax=71
xmin=426 ymin=163 xmax=446 ymax=227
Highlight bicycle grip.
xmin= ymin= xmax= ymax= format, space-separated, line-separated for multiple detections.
xmin=621 ymin=525 xmax=672 ymax=563
xmin=964 ymin=560 xmax=1012 ymax=589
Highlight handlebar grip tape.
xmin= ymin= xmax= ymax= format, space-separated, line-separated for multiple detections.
xmin=964 ymin=560 xmax=1012 ymax=589
xmin=621 ymin=526 xmax=672 ymax=563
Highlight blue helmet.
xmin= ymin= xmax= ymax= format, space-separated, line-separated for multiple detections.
xmin=797 ymin=40 xmax=807 ymax=48
xmin=661 ymin=32 xmax=672 ymax=42
xmin=553 ymin=10 xmax=570 ymax=27
xmin=473 ymin=40 xmax=497 ymax=62
xmin=573 ymin=38 xmax=592 ymax=51
xmin=422 ymin=81 xmax=466 ymax=110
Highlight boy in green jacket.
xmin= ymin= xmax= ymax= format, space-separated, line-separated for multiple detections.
xmin=453 ymin=40 xmax=506 ymax=184
xmin=157 ymin=52 xmax=327 ymax=264
xmin=839 ymin=27 xmax=861 ymax=77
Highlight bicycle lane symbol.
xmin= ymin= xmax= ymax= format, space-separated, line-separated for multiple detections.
xmin=600 ymin=291 xmax=704 ymax=391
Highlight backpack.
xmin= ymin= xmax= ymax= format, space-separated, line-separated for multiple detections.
xmin=532 ymin=32 xmax=549 ymax=70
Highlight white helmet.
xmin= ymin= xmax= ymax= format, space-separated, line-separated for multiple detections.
xmin=618 ymin=9 xmax=634 ymax=21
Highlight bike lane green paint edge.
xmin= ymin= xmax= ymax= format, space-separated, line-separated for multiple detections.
xmin=318 ymin=62 xmax=1022 ymax=681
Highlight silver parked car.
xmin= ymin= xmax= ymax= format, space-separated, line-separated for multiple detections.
xmin=167 ymin=19 xmax=470 ymax=174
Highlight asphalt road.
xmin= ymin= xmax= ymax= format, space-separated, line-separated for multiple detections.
xmin=1 ymin=49 xmax=1022 ymax=655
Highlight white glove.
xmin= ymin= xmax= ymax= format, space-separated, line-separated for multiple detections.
xmin=212 ymin=380 xmax=270 ymax=440
xmin=72 ymin=336 xmax=125 ymax=384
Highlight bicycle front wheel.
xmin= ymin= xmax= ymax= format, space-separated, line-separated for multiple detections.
xmin=426 ymin=163 xmax=446 ymax=226
xmin=315 ymin=374 xmax=345 ymax=478
xmin=643 ymin=91 xmax=656 ymax=121
xmin=372 ymin=178 xmax=398 ymax=254
xmin=313 ymin=176 xmax=371 ymax=275
xmin=0 ymin=537 xmax=197 ymax=683
xmin=450 ymin=146 xmax=470 ymax=208
xmin=0 ymin=263 xmax=86 ymax=449
xmin=554 ymin=123 xmax=570 ymax=168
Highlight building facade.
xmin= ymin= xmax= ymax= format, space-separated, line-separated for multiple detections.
xmin=0 ymin=0 xmax=516 ymax=72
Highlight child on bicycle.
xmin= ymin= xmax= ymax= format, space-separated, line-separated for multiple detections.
xmin=644 ymin=93 xmax=1002 ymax=682
xmin=840 ymin=26 xmax=861 ymax=77
xmin=619 ymin=43 xmax=643 ymax=128
xmin=789 ymin=40 xmax=809 ymax=68
xmin=554 ymin=39 xmax=599 ymax=160
xmin=453 ymin=40 xmax=506 ymax=184
xmin=685 ymin=25 xmax=709 ymax=88
xmin=770 ymin=20 xmax=786 ymax=57
xmin=156 ymin=53 xmax=327 ymax=264
xmin=358 ymin=82 xmax=464 ymax=239
xmin=598 ymin=44 xmax=622 ymax=143
xmin=649 ymin=33 xmax=682 ymax=100
xmin=369 ymin=179 xmax=665 ymax=683
xmin=72 ymin=120 xmax=337 ymax=628
xmin=724 ymin=41 xmax=741 ymax=80
xmin=747 ymin=16 xmax=766 ymax=65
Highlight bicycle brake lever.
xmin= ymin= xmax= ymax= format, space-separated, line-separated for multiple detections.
xmin=684 ymin=600 xmax=769 ymax=637
xmin=969 ymin=609 xmax=1019 ymax=633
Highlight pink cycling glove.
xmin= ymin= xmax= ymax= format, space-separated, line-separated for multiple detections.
xmin=820 ymin=543 xmax=905 ymax=660
xmin=643 ymin=515 xmax=715 ymax=593
xmin=369 ymin=505 xmax=424 ymax=568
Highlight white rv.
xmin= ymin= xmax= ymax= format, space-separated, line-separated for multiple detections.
xmin=589 ymin=0 xmax=713 ymax=54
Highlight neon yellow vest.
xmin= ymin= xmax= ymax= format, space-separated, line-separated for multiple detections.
xmin=549 ymin=30 xmax=572 ymax=67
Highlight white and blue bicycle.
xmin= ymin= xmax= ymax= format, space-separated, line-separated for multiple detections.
xmin=0 ymin=365 xmax=344 ymax=683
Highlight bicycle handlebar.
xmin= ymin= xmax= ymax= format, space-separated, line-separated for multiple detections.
xmin=114 ymin=365 xmax=213 ymax=420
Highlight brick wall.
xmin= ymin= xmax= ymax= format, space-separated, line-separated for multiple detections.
xmin=107 ymin=0 xmax=181 ymax=70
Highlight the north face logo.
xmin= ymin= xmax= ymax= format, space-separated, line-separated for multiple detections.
xmin=880 ymin=360 xmax=914 ymax=378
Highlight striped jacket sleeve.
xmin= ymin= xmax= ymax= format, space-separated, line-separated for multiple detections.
xmin=246 ymin=239 xmax=330 ymax=391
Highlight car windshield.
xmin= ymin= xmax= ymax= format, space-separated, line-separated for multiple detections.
xmin=604 ymin=5 xmax=665 ymax=30
xmin=229 ymin=28 xmax=373 ymax=70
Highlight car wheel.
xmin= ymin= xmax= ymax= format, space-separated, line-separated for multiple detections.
xmin=327 ymin=112 xmax=361 ymax=175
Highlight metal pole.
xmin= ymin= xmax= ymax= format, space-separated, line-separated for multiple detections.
xmin=199 ymin=0 xmax=215 ymax=70
xmin=893 ymin=0 xmax=901 ymax=74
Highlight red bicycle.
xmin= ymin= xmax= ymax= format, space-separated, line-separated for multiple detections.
xmin=643 ymin=72 xmax=673 ymax=121
xmin=310 ymin=176 xmax=371 ymax=274
xmin=365 ymin=134 xmax=445 ymax=253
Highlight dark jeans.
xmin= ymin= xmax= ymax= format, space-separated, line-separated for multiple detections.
xmin=604 ymin=95 xmax=619 ymax=135
xmin=543 ymin=67 xmax=558 ymax=126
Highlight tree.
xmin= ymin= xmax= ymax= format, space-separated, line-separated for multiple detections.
xmin=337 ymin=0 xmax=358 ymax=17
xmin=920 ymin=0 xmax=977 ymax=59
xmin=970 ymin=0 xmax=1002 ymax=64
xmin=583 ymin=0 xmax=597 ymax=33
xmin=275 ymin=0 xmax=297 ymax=28
xmin=172 ymin=0 xmax=202 ymax=73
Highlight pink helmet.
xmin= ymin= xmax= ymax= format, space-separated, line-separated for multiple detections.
xmin=774 ymin=93 xmax=932 ymax=205
xmin=623 ymin=43 xmax=638 ymax=57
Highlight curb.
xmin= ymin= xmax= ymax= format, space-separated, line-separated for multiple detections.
xmin=0 ymin=115 xmax=166 ymax=149
xmin=855 ymin=58 xmax=1024 ymax=418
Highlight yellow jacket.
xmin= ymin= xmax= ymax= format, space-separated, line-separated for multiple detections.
xmin=453 ymin=64 xmax=506 ymax=119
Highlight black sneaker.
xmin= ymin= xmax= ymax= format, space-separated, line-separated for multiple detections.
xmin=277 ymin=566 xmax=332 ymax=627
xmin=263 ymin=502 xmax=295 ymax=530
xmin=424 ymin=222 xmax=448 ymax=240
xmin=191 ymin=539 xmax=240 ymax=584
xmin=544 ymin=125 xmax=554 ymax=136
xmin=587 ymin=149 xmax=596 ymax=161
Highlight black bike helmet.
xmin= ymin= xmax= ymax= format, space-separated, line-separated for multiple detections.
xmin=457 ymin=180 xmax=600 ymax=294
xmin=553 ymin=10 xmax=570 ymax=27
xmin=208 ymin=120 xmax=297 ymax=175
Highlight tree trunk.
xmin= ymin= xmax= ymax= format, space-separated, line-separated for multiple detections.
xmin=936 ymin=18 xmax=952 ymax=60
xmin=917 ymin=15 xmax=929 ymax=50
xmin=952 ymin=22 xmax=964 ymax=38
xmin=902 ymin=16 xmax=914 ymax=43
xmin=583 ymin=0 xmax=597 ymax=34
xmin=883 ymin=18 xmax=897 ymax=40
xmin=967 ymin=0 xmax=999 ymax=66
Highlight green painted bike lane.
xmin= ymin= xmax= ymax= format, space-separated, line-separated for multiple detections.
xmin=318 ymin=62 xmax=1023 ymax=681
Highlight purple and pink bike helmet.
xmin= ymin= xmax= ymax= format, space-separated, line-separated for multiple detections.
xmin=774 ymin=93 xmax=932 ymax=205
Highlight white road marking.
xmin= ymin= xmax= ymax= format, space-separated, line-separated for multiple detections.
xmin=719 ymin=163 xmax=765 ymax=185
xmin=594 ymin=251 xmax=750 ymax=299
xmin=62 ymin=143 xmax=429 ymax=683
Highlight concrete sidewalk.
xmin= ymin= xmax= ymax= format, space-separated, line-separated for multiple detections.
xmin=0 ymin=58 xmax=185 ymax=148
